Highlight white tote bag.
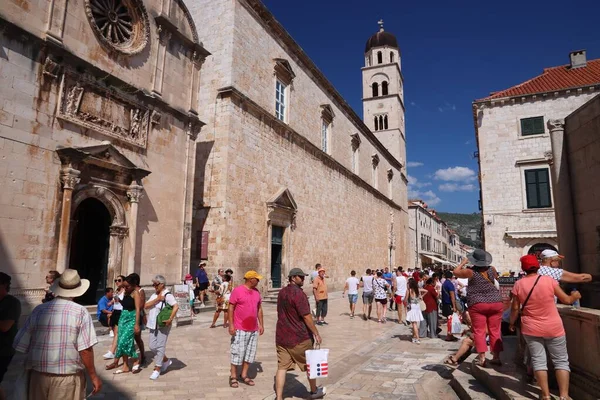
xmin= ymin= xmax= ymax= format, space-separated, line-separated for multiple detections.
xmin=451 ymin=312 xmax=462 ymax=334
xmin=306 ymin=348 xmax=329 ymax=379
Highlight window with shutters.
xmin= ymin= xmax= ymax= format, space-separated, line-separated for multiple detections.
xmin=520 ymin=116 xmax=545 ymax=136
xmin=321 ymin=120 xmax=330 ymax=153
xmin=524 ymin=168 xmax=552 ymax=208
xmin=275 ymin=80 xmax=287 ymax=122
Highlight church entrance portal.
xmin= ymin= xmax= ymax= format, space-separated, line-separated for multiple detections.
xmin=69 ymin=198 xmax=111 ymax=305
xmin=271 ymin=226 xmax=284 ymax=288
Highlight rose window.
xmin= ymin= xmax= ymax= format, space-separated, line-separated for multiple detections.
xmin=85 ymin=0 xmax=149 ymax=55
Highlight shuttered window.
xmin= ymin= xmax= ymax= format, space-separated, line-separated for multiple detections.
xmin=520 ymin=116 xmax=545 ymax=136
xmin=525 ymin=168 xmax=552 ymax=209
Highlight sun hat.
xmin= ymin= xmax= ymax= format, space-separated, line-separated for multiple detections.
xmin=244 ymin=270 xmax=263 ymax=280
xmin=288 ymin=268 xmax=308 ymax=277
xmin=318 ymin=267 xmax=326 ymax=273
xmin=467 ymin=249 xmax=493 ymax=267
xmin=184 ymin=273 xmax=193 ymax=281
xmin=50 ymin=269 xmax=90 ymax=298
xmin=520 ymin=255 xmax=540 ymax=272
xmin=540 ymin=249 xmax=564 ymax=259
xmin=199 ymin=262 xmax=206 ymax=267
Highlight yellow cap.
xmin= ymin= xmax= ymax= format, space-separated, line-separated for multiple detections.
xmin=244 ymin=270 xmax=263 ymax=280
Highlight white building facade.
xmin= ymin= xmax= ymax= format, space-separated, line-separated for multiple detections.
xmin=474 ymin=51 xmax=600 ymax=271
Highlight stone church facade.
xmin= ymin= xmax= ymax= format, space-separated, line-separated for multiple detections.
xmin=0 ymin=0 xmax=209 ymax=306
xmin=187 ymin=1 xmax=410 ymax=291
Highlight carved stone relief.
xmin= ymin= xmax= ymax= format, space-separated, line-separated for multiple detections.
xmin=57 ymin=72 xmax=151 ymax=148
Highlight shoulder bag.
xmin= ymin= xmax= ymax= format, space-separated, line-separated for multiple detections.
xmin=157 ymin=291 xmax=174 ymax=327
xmin=514 ymin=275 xmax=541 ymax=328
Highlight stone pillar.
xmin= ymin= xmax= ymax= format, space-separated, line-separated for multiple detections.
xmin=180 ymin=122 xmax=200 ymax=280
xmin=126 ymin=184 xmax=143 ymax=275
xmin=151 ymin=26 xmax=171 ymax=97
xmin=45 ymin=0 xmax=69 ymax=45
xmin=108 ymin=225 xmax=128 ymax=283
xmin=56 ymin=167 xmax=80 ymax=273
xmin=548 ymin=119 xmax=580 ymax=272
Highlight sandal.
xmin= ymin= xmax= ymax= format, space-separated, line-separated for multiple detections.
xmin=444 ymin=356 xmax=458 ymax=366
xmin=132 ymin=364 xmax=141 ymax=374
xmin=113 ymin=369 xmax=131 ymax=375
xmin=105 ymin=362 xmax=119 ymax=370
xmin=240 ymin=376 xmax=255 ymax=386
xmin=209 ymin=325 xmax=216 ymax=329
xmin=229 ymin=376 xmax=239 ymax=388
xmin=473 ymin=358 xmax=486 ymax=368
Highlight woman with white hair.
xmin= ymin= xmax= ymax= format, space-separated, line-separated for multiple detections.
xmin=538 ymin=249 xmax=593 ymax=284
xmin=145 ymin=275 xmax=179 ymax=380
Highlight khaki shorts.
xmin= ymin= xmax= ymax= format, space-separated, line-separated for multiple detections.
xmin=277 ymin=339 xmax=313 ymax=371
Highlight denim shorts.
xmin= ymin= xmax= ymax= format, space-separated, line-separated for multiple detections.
xmin=347 ymin=294 xmax=358 ymax=304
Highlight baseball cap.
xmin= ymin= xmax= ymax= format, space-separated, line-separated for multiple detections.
xmin=520 ymin=255 xmax=540 ymax=272
xmin=288 ymin=268 xmax=308 ymax=277
xmin=540 ymin=249 xmax=564 ymax=259
xmin=244 ymin=270 xmax=263 ymax=280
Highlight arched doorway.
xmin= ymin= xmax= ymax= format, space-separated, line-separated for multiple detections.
xmin=69 ymin=198 xmax=111 ymax=305
xmin=527 ymin=242 xmax=558 ymax=259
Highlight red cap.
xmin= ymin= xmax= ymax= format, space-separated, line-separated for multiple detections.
xmin=520 ymin=255 xmax=540 ymax=272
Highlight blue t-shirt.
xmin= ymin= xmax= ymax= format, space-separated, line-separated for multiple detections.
xmin=441 ymin=280 xmax=455 ymax=305
xmin=195 ymin=269 xmax=209 ymax=283
xmin=97 ymin=295 xmax=113 ymax=320
xmin=382 ymin=272 xmax=393 ymax=286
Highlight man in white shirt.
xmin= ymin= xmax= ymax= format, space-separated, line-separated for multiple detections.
xmin=393 ymin=267 xmax=408 ymax=325
xmin=359 ymin=269 xmax=375 ymax=321
xmin=342 ymin=270 xmax=360 ymax=319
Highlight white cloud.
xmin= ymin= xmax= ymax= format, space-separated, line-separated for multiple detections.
xmin=408 ymin=176 xmax=441 ymax=205
xmin=439 ymin=183 xmax=477 ymax=192
xmin=421 ymin=190 xmax=441 ymax=206
xmin=408 ymin=175 xmax=431 ymax=189
xmin=434 ymin=166 xmax=477 ymax=182
xmin=437 ymin=103 xmax=457 ymax=113
xmin=407 ymin=161 xmax=424 ymax=168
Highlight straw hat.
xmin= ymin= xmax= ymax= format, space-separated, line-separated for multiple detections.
xmin=50 ymin=269 xmax=90 ymax=298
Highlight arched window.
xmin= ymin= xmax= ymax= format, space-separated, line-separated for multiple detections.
xmin=384 ymin=115 xmax=388 ymax=129
xmin=377 ymin=51 xmax=382 ymax=64
xmin=374 ymin=116 xmax=379 ymax=131
xmin=390 ymin=52 xmax=394 ymax=63
xmin=382 ymin=81 xmax=388 ymax=96
xmin=378 ymin=115 xmax=384 ymax=130
xmin=372 ymin=82 xmax=379 ymax=97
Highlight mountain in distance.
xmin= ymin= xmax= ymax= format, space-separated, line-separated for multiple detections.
xmin=436 ymin=212 xmax=483 ymax=248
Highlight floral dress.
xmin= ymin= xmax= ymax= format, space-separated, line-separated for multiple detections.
xmin=115 ymin=294 xmax=138 ymax=358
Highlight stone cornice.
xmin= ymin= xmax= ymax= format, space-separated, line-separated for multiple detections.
xmin=217 ymin=86 xmax=404 ymax=212
xmin=362 ymin=93 xmax=406 ymax=113
xmin=239 ymin=0 xmax=404 ymax=169
xmin=473 ymin=84 xmax=598 ymax=107
xmin=361 ymin=62 xmax=405 ymax=82
xmin=0 ymin=16 xmax=205 ymax=131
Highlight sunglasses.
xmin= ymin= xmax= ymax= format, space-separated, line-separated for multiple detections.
xmin=152 ymin=282 xmax=161 ymax=287
xmin=114 ymin=279 xmax=122 ymax=283
xmin=295 ymin=275 xmax=305 ymax=280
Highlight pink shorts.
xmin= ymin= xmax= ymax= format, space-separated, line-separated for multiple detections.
xmin=394 ymin=295 xmax=404 ymax=304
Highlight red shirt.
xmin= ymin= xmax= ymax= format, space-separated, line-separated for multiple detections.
xmin=276 ymin=284 xmax=312 ymax=348
xmin=423 ymin=284 xmax=438 ymax=313
xmin=412 ymin=271 xmax=421 ymax=282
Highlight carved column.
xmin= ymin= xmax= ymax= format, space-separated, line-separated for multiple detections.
xmin=547 ymin=119 xmax=580 ymax=272
xmin=126 ymin=184 xmax=143 ymax=275
xmin=56 ymin=167 xmax=80 ymax=272
xmin=180 ymin=122 xmax=200 ymax=280
xmin=189 ymin=53 xmax=205 ymax=115
xmin=151 ymin=26 xmax=171 ymax=97
xmin=45 ymin=0 xmax=69 ymax=44
xmin=109 ymin=225 xmax=128 ymax=283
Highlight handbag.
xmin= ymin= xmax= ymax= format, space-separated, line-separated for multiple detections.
xmin=306 ymin=345 xmax=329 ymax=379
xmin=157 ymin=292 xmax=173 ymax=327
xmin=515 ymin=275 xmax=541 ymax=328
xmin=418 ymin=299 xmax=426 ymax=312
xmin=450 ymin=312 xmax=462 ymax=334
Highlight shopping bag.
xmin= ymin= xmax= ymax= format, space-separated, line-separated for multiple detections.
xmin=451 ymin=312 xmax=462 ymax=334
xmin=8 ymin=366 xmax=29 ymax=400
xmin=305 ymin=348 xmax=329 ymax=379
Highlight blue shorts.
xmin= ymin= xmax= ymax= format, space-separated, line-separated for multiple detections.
xmin=347 ymin=294 xmax=358 ymax=304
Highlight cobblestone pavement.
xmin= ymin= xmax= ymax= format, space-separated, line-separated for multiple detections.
xmin=5 ymin=292 xmax=460 ymax=399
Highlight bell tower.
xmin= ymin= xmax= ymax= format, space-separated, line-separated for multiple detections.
xmin=362 ymin=20 xmax=406 ymax=164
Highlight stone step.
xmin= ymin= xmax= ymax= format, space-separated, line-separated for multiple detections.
xmin=450 ymin=354 xmax=495 ymax=400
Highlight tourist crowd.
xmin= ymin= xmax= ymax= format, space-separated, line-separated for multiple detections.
xmin=0 ymin=246 xmax=598 ymax=400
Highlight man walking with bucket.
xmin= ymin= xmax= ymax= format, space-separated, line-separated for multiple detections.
xmin=275 ymin=268 xmax=325 ymax=400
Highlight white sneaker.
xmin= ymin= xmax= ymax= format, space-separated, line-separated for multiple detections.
xmin=103 ymin=351 xmax=115 ymax=359
xmin=160 ymin=359 xmax=172 ymax=373
xmin=199 ymin=303 xmax=206 ymax=308
xmin=149 ymin=370 xmax=160 ymax=380
xmin=109 ymin=330 xmax=114 ymax=337
xmin=309 ymin=386 xmax=326 ymax=399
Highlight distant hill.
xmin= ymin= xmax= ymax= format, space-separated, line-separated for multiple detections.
xmin=436 ymin=212 xmax=482 ymax=248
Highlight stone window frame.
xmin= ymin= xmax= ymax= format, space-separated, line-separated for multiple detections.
xmin=517 ymin=161 xmax=554 ymax=211
xmin=274 ymin=59 xmax=295 ymax=123
xmin=387 ymin=168 xmax=394 ymax=200
xmin=350 ymin=133 xmax=361 ymax=175
xmin=320 ymin=104 xmax=335 ymax=155
xmin=516 ymin=114 xmax=548 ymax=139
xmin=371 ymin=154 xmax=380 ymax=190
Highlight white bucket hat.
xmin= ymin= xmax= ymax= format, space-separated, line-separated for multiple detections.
xmin=50 ymin=269 xmax=90 ymax=298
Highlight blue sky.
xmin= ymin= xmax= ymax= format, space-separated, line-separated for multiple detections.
xmin=262 ymin=0 xmax=600 ymax=213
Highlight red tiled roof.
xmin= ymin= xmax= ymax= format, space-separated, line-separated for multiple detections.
xmin=478 ymin=58 xmax=600 ymax=101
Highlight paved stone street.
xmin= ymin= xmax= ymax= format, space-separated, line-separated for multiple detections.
xmin=5 ymin=292 xmax=461 ymax=400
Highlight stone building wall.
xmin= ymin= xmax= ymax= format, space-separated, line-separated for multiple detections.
xmin=477 ymin=92 xmax=597 ymax=270
xmin=188 ymin=0 xmax=409 ymax=289
xmin=0 ymin=0 xmax=207 ymax=306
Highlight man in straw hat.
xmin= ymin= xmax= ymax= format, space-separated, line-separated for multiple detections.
xmin=275 ymin=268 xmax=325 ymax=399
xmin=14 ymin=269 xmax=102 ymax=399
xmin=227 ymin=270 xmax=264 ymax=388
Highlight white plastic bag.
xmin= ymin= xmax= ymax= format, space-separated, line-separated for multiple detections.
xmin=451 ymin=312 xmax=462 ymax=334
xmin=8 ymin=367 xmax=29 ymax=400
xmin=306 ymin=348 xmax=329 ymax=379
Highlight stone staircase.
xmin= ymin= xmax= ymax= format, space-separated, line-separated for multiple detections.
xmin=263 ymin=288 xmax=282 ymax=304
